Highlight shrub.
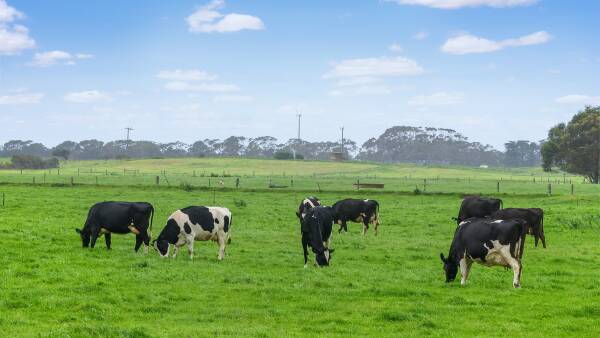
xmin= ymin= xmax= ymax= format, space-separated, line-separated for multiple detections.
xmin=413 ymin=187 xmax=422 ymax=195
xmin=8 ymin=155 xmax=59 ymax=169
xmin=179 ymin=182 xmax=194 ymax=192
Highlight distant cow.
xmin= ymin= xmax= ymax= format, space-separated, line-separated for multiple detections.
xmin=332 ymin=199 xmax=380 ymax=235
xmin=454 ymin=196 xmax=503 ymax=225
xmin=301 ymin=206 xmax=335 ymax=267
xmin=295 ymin=196 xmax=321 ymax=224
xmin=153 ymin=206 xmax=232 ymax=260
xmin=75 ymin=201 xmax=154 ymax=252
xmin=440 ymin=218 xmax=527 ymax=288
xmin=491 ymin=208 xmax=546 ymax=250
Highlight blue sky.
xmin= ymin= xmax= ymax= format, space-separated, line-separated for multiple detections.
xmin=1 ymin=0 xmax=599 ymax=149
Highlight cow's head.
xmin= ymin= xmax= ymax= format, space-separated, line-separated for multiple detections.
xmin=315 ymin=248 xmax=334 ymax=267
xmin=152 ymin=239 xmax=169 ymax=257
xmin=75 ymin=228 xmax=90 ymax=247
xmin=440 ymin=253 xmax=458 ymax=283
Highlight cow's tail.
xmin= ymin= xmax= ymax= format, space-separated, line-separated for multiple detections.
xmin=499 ymin=199 xmax=504 ymax=209
xmin=540 ymin=210 xmax=546 ymax=248
xmin=149 ymin=205 xmax=154 ymax=238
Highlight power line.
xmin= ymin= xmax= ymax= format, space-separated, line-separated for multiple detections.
xmin=125 ymin=127 xmax=133 ymax=151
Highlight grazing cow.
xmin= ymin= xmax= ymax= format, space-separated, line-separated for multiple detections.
xmin=440 ymin=218 xmax=527 ymax=288
xmin=295 ymin=196 xmax=321 ymax=224
xmin=301 ymin=206 xmax=335 ymax=267
xmin=153 ymin=206 xmax=232 ymax=260
xmin=331 ymin=198 xmax=380 ymax=235
xmin=453 ymin=196 xmax=503 ymax=225
xmin=75 ymin=201 xmax=154 ymax=252
xmin=491 ymin=208 xmax=546 ymax=250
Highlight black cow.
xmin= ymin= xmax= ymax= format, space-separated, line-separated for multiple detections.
xmin=440 ymin=218 xmax=527 ymax=288
xmin=295 ymin=196 xmax=321 ymax=225
xmin=454 ymin=196 xmax=503 ymax=225
xmin=331 ymin=199 xmax=380 ymax=235
xmin=75 ymin=201 xmax=154 ymax=252
xmin=491 ymin=208 xmax=546 ymax=250
xmin=301 ymin=206 xmax=335 ymax=267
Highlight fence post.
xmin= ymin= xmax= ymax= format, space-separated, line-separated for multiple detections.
xmin=105 ymin=169 xmax=108 ymax=176
xmin=571 ymin=184 xmax=574 ymax=195
xmin=357 ymin=179 xmax=360 ymax=191
xmin=236 ymin=177 xmax=240 ymax=188
xmin=43 ymin=173 xmax=46 ymax=183
xmin=70 ymin=177 xmax=74 ymax=186
xmin=155 ymin=176 xmax=160 ymax=185
xmin=33 ymin=177 xmax=36 ymax=184
xmin=424 ymin=179 xmax=427 ymax=192
xmin=96 ymin=176 xmax=99 ymax=185
xmin=78 ymin=168 xmax=80 ymax=176
xmin=58 ymin=169 xmax=60 ymax=175
xmin=497 ymin=181 xmax=500 ymax=193
xmin=547 ymin=183 xmax=552 ymax=195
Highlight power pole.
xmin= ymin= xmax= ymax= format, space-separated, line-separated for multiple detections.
xmin=295 ymin=112 xmax=302 ymax=160
xmin=125 ymin=127 xmax=133 ymax=151
xmin=340 ymin=126 xmax=345 ymax=160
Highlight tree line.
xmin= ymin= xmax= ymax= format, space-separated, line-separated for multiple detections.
xmin=0 ymin=127 xmax=543 ymax=168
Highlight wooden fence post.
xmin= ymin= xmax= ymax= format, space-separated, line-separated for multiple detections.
xmin=155 ymin=176 xmax=160 ymax=185
xmin=357 ymin=179 xmax=360 ymax=191
xmin=497 ymin=181 xmax=500 ymax=193
xmin=33 ymin=177 xmax=36 ymax=184
xmin=96 ymin=176 xmax=99 ymax=185
xmin=70 ymin=177 xmax=74 ymax=186
xmin=571 ymin=184 xmax=574 ymax=195
xmin=424 ymin=179 xmax=427 ymax=192
xmin=548 ymin=183 xmax=552 ymax=195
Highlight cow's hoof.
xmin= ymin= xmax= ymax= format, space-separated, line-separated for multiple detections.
xmin=304 ymin=264 xmax=307 ymax=268
xmin=513 ymin=283 xmax=521 ymax=289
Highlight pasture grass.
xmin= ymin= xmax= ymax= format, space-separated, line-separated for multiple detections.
xmin=0 ymin=181 xmax=599 ymax=337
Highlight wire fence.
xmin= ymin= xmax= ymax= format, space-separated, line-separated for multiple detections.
xmin=0 ymin=167 xmax=598 ymax=196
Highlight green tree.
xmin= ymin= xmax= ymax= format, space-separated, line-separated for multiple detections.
xmin=541 ymin=106 xmax=600 ymax=183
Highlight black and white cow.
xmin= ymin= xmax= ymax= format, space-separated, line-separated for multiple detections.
xmin=331 ymin=198 xmax=380 ymax=235
xmin=453 ymin=196 xmax=503 ymax=225
xmin=153 ymin=206 xmax=232 ymax=260
xmin=491 ymin=208 xmax=546 ymax=250
xmin=75 ymin=201 xmax=154 ymax=252
xmin=301 ymin=206 xmax=335 ymax=267
xmin=295 ymin=196 xmax=321 ymax=224
xmin=440 ymin=218 xmax=527 ymax=288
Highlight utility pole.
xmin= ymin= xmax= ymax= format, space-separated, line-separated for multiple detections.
xmin=125 ymin=127 xmax=133 ymax=151
xmin=340 ymin=126 xmax=345 ymax=160
xmin=295 ymin=111 xmax=302 ymax=160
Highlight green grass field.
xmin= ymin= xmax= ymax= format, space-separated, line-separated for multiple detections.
xmin=1 ymin=158 xmax=599 ymax=337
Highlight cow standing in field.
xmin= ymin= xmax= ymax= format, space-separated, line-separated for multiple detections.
xmin=453 ymin=196 xmax=503 ymax=225
xmin=491 ymin=208 xmax=546 ymax=250
xmin=440 ymin=218 xmax=527 ymax=288
xmin=301 ymin=206 xmax=335 ymax=267
xmin=75 ymin=201 xmax=154 ymax=252
xmin=332 ymin=199 xmax=380 ymax=235
xmin=295 ymin=196 xmax=321 ymax=225
xmin=153 ymin=206 xmax=232 ymax=260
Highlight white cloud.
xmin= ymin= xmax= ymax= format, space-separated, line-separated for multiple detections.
xmin=64 ymin=90 xmax=112 ymax=103
xmin=186 ymin=0 xmax=264 ymax=33
xmin=164 ymin=81 xmax=239 ymax=93
xmin=0 ymin=24 xmax=34 ymax=55
xmin=214 ymin=94 xmax=254 ymax=102
xmin=389 ymin=0 xmax=537 ymax=9
xmin=329 ymin=85 xmax=392 ymax=97
xmin=388 ymin=43 xmax=403 ymax=52
xmin=441 ymin=31 xmax=552 ymax=55
xmin=555 ymin=94 xmax=600 ymax=106
xmin=157 ymin=69 xmax=217 ymax=81
xmin=413 ymin=31 xmax=429 ymax=40
xmin=30 ymin=50 xmax=94 ymax=67
xmin=0 ymin=0 xmax=22 ymax=23
xmin=335 ymin=76 xmax=380 ymax=87
xmin=323 ymin=56 xmax=424 ymax=78
xmin=408 ymin=92 xmax=463 ymax=106
xmin=0 ymin=92 xmax=43 ymax=105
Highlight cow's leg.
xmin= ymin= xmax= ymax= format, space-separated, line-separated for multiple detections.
xmin=302 ymin=235 xmax=309 ymax=268
xmin=172 ymin=244 xmax=179 ymax=258
xmin=459 ymin=258 xmax=472 ymax=286
xmin=186 ymin=237 xmax=195 ymax=260
xmin=89 ymin=227 xmax=101 ymax=248
xmin=104 ymin=233 xmax=112 ymax=250
xmin=217 ymin=232 xmax=227 ymax=261
xmin=374 ymin=219 xmax=379 ymax=236
xmin=134 ymin=234 xmax=143 ymax=252
xmin=362 ymin=218 xmax=369 ymax=235
xmin=142 ymin=230 xmax=150 ymax=254
xmin=502 ymin=248 xmax=522 ymax=288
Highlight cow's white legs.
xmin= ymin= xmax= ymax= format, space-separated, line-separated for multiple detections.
xmin=459 ymin=258 xmax=472 ymax=286
xmin=186 ymin=237 xmax=195 ymax=260
xmin=172 ymin=245 xmax=179 ymax=258
xmin=217 ymin=232 xmax=226 ymax=261
xmin=143 ymin=244 xmax=149 ymax=254
xmin=508 ymin=257 xmax=522 ymax=288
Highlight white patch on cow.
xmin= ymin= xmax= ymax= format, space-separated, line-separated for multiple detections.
xmin=99 ymin=228 xmax=110 ymax=234
xmin=491 ymin=220 xmax=503 ymax=224
xmin=459 ymin=256 xmax=472 ymax=286
xmin=458 ymin=220 xmax=470 ymax=226
xmin=324 ymin=250 xmax=330 ymax=262
xmin=303 ymin=198 xmax=316 ymax=208
xmin=128 ymin=224 xmax=140 ymax=235
xmin=464 ymin=239 xmax=523 ymax=288
xmin=364 ymin=199 xmax=369 ymax=203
